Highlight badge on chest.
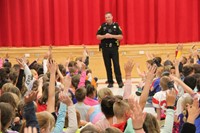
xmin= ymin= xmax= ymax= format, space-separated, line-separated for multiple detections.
xmin=108 ymin=29 xmax=112 ymax=33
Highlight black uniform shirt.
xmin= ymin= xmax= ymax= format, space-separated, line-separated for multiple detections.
xmin=96 ymin=22 xmax=122 ymax=45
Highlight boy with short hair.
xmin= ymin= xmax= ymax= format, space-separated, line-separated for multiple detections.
xmin=75 ymin=88 xmax=91 ymax=121
xmin=152 ymin=76 xmax=174 ymax=120
xmin=112 ymin=100 xmax=132 ymax=132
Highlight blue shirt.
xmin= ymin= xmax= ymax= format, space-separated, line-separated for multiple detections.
xmin=195 ymin=115 xmax=200 ymax=133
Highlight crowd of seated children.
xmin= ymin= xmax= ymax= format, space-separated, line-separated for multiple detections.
xmin=1 ymin=44 xmax=200 ymax=133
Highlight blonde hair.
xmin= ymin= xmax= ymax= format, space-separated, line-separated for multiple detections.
xmin=156 ymin=66 xmax=164 ymax=77
xmin=10 ymin=92 xmax=20 ymax=107
xmin=159 ymin=76 xmax=171 ymax=91
xmin=182 ymin=96 xmax=193 ymax=110
xmin=164 ymin=65 xmax=172 ymax=72
xmin=97 ymin=88 xmax=113 ymax=102
xmin=80 ymin=124 xmax=99 ymax=133
xmin=36 ymin=111 xmax=55 ymax=131
xmin=182 ymin=96 xmax=193 ymax=122
xmin=2 ymin=83 xmax=14 ymax=92
xmin=113 ymin=100 xmax=130 ymax=119
xmin=2 ymin=83 xmax=21 ymax=98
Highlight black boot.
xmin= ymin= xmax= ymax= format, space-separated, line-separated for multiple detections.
xmin=107 ymin=83 xmax=113 ymax=88
xmin=118 ymin=82 xmax=124 ymax=88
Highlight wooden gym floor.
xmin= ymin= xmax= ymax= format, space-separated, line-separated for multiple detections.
xmin=0 ymin=43 xmax=198 ymax=79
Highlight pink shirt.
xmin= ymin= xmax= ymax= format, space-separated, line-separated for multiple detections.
xmin=78 ymin=71 xmax=86 ymax=88
xmin=84 ymin=96 xmax=99 ymax=106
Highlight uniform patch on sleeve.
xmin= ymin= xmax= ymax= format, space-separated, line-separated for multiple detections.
xmin=98 ymin=26 xmax=101 ymax=30
xmin=119 ymin=26 xmax=122 ymax=31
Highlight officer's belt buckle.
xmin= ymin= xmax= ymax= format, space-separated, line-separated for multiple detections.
xmin=109 ymin=43 xmax=112 ymax=47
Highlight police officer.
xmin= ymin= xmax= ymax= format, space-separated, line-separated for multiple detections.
xmin=96 ymin=12 xmax=124 ymax=88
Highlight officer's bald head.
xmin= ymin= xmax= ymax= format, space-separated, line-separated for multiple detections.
xmin=105 ymin=12 xmax=112 ymax=16
xmin=105 ymin=12 xmax=113 ymax=24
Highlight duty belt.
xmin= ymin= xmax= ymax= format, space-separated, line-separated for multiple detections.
xmin=106 ymin=43 xmax=115 ymax=48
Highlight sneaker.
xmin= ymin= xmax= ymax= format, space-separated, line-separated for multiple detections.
xmin=135 ymin=86 xmax=142 ymax=96
xmin=107 ymin=83 xmax=113 ymax=88
xmin=135 ymin=91 xmax=142 ymax=96
xmin=118 ymin=82 xmax=124 ymax=88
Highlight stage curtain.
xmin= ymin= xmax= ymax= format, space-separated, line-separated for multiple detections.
xmin=0 ymin=0 xmax=199 ymax=47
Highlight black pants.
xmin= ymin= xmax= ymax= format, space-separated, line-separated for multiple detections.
xmin=102 ymin=47 xmax=122 ymax=84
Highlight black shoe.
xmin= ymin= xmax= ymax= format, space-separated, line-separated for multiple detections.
xmin=107 ymin=83 xmax=113 ymax=88
xmin=118 ymin=82 xmax=124 ymax=88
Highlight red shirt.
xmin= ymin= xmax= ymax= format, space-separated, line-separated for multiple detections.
xmin=112 ymin=121 xmax=126 ymax=132
xmin=37 ymin=103 xmax=47 ymax=112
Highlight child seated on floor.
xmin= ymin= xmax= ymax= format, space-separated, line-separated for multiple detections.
xmin=75 ymin=87 xmax=91 ymax=122
xmin=95 ymin=96 xmax=119 ymax=131
xmin=112 ymin=100 xmax=132 ymax=132
xmin=84 ymin=84 xmax=98 ymax=106
xmin=178 ymin=96 xmax=193 ymax=131
xmin=86 ymin=69 xmax=98 ymax=89
xmin=152 ymin=76 xmax=174 ymax=120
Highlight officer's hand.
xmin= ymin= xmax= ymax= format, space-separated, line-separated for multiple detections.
xmin=105 ymin=33 xmax=113 ymax=38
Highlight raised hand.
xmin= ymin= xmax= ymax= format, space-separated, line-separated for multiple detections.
xmin=5 ymin=53 xmax=9 ymax=59
xmin=46 ymin=58 xmax=56 ymax=113
xmin=63 ymin=75 xmax=71 ymax=92
xmin=77 ymin=60 xmax=86 ymax=71
xmin=65 ymin=58 xmax=70 ymax=68
xmin=24 ymin=91 xmax=38 ymax=104
xmin=174 ymin=58 xmax=180 ymax=67
xmin=48 ymin=45 xmax=53 ymax=59
xmin=187 ymin=97 xmax=200 ymax=124
xmin=139 ymin=64 xmax=157 ymax=110
xmin=146 ymin=64 xmax=156 ymax=81
xmin=193 ymin=49 xmax=199 ymax=58
xmin=166 ymin=89 xmax=177 ymax=106
xmin=191 ymin=44 xmax=196 ymax=50
xmin=169 ymin=74 xmax=179 ymax=82
xmin=177 ymin=44 xmax=183 ymax=51
xmin=22 ymin=56 xmax=29 ymax=64
xmin=44 ymin=45 xmax=53 ymax=59
xmin=59 ymin=91 xmax=73 ymax=106
xmin=35 ymin=55 xmax=40 ymax=62
xmin=16 ymin=58 xmax=25 ymax=69
xmin=124 ymin=59 xmax=134 ymax=77
xmin=83 ymin=45 xmax=89 ymax=56
xmin=128 ymin=95 xmax=146 ymax=130
xmin=48 ymin=59 xmax=57 ymax=74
